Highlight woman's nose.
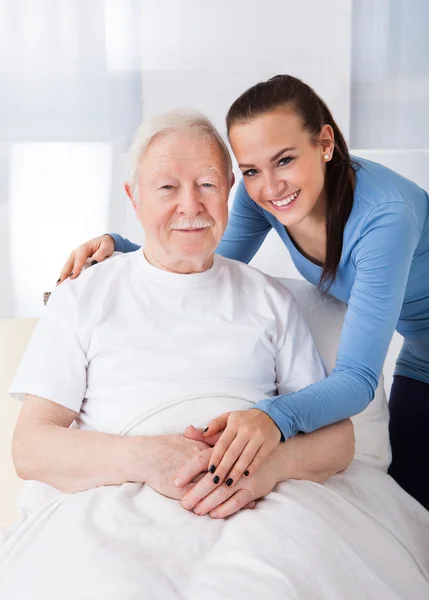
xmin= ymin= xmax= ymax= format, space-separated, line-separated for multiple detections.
xmin=261 ymin=171 xmax=286 ymax=199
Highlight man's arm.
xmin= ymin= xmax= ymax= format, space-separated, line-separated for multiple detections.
xmin=272 ymin=417 xmax=355 ymax=484
xmin=13 ymin=395 xmax=211 ymax=495
xmin=12 ymin=395 xmax=151 ymax=493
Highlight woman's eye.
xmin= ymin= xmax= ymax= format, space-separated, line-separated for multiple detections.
xmin=243 ymin=169 xmax=258 ymax=177
xmin=278 ymin=157 xmax=293 ymax=167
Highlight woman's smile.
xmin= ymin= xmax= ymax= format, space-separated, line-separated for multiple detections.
xmin=268 ymin=189 xmax=301 ymax=210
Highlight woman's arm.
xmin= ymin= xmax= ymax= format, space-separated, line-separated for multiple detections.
xmin=215 ymin=179 xmax=272 ymax=263
xmin=257 ymin=202 xmax=421 ymax=439
xmin=58 ymin=233 xmax=140 ymax=283
xmin=108 ymin=233 xmax=141 ymax=253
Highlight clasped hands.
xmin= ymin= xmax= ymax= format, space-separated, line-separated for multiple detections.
xmin=145 ymin=409 xmax=282 ymax=519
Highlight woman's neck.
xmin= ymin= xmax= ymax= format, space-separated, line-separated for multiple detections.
xmin=286 ymin=167 xmax=355 ymax=266
xmin=286 ymin=188 xmax=327 ymax=265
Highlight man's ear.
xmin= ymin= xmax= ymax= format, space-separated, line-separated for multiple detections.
xmin=124 ymin=183 xmax=140 ymax=219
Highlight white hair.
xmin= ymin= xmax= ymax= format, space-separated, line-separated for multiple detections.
xmin=127 ymin=108 xmax=233 ymax=196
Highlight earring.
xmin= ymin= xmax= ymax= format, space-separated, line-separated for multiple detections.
xmin=324 ymin=154 xmax=330 ymax=160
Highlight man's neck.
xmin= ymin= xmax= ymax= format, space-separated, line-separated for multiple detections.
xmin=143 ymin=248 xmax=214 ymax=274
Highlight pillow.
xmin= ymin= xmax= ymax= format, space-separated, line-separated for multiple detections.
xmin=278 ymin=278 xmax=391 ymax=471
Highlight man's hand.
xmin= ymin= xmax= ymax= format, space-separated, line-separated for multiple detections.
xmin=140 ymin=434 xmax=213 ymax=501
xmin=57 ymin=234 xmax=115 ymax=284
xmin=201 ymin=409 xmax=282 ymax=486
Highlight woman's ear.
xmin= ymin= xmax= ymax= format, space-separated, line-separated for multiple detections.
xmin=319 ymin=124 xmax=335 ymax=159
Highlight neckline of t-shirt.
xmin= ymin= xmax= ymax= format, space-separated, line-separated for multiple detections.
xmin=132 ymin=249 xmax=224 ymax=287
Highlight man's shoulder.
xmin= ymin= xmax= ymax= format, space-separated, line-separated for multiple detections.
xmin=218 ymin=256 xmax=294 ymax=303
xmin=51 ymin=251 xmax=137 ymax=306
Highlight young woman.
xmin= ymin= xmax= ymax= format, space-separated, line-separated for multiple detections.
xmin=59 ymin=75 xmax=429 ymax=508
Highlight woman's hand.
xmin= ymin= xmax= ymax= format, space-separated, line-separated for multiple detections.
xmin=176 ymin=426 xmax=280 ymax=518
xmin=199 ymin=409 xmax=282 ymax=486
xmin=57 ymin=234 xmax=115 ymax=284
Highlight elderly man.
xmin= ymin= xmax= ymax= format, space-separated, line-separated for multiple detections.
xmin=9 ymin=111 xmax=344 ymax=500
xmin=1 ymin=111 xmax=429 ymax=600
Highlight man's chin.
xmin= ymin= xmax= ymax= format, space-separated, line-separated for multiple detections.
xmin=175 ymin=242 xmax=215 ymax=258
xmin=173 ymin=247 xmax=215 ymax=268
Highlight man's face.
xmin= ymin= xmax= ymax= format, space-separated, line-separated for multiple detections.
xmin=127 ymin=130 xmax=231 ymax=272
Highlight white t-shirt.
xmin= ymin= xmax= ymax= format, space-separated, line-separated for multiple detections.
xmin=10 ymin=251 xmax=324 ymax=434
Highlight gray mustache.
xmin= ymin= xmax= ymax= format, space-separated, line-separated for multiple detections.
xmin=170 ymin=217 xmax=214 ymax=230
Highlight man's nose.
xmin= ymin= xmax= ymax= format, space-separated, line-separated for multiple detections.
xmin=177 ymin=187 xmax=204 ymax=215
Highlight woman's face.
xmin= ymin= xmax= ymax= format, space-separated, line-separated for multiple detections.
xmin=229 ymin=108 xmax=334 ymax=227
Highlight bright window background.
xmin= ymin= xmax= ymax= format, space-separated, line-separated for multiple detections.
xmin=0 ymin=0 xmax=143 ymax=317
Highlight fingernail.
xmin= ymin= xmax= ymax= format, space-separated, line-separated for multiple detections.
xmin=182 ymin=501 xmax=191 ymax=510
xmin=209 ymin=465 xmax=216 ymax=474
xmin=90 ymin=260 xmax=98 ymax=266
xmin=211 ymin=510 xmax=218 ymax=518
xmin=226 ymin=478 xmax=233 ymax=487
xmin=244 ymin=470 xmax=249 ymax=477
xmin=203 ymin=427 xmax=209 ymax=433
xmin=70 ymin=272 xmax=73 ymax=277
xmin=212 ymin=475 xmax=220 ymax=484
xmin=173 ymin=478 xmax=181 ymax=487
xmin=56 ymin=278 xmax=61 ymax=284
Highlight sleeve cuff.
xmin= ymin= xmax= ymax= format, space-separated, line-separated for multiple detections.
xmin=107 ymin=233 xmax=125 ymax=253
xmin=253 ymin=398 xmax=294 ymax=442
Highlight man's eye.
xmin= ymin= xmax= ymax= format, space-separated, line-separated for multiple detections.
xmin=243 ymin=169 xmax=258 ymax=177
xmin=278 ymin=157 xmax=293 ymax=167
xmin=201 ymin=183 xmax=214 ymax=188
xmin=161 ymin=185 xmax=174 ymax=190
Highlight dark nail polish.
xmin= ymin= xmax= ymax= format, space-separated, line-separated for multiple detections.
xmin=90 ymin=260 xmax=98 ymax=266
xmin=244 ymin=470 xmax=249 ymax=477
xmin=209 ymin=465 xmax=216 ymax=474
xmin=226 ymin=478 xmax=233 ymax=487
xmin=56 ymin=278 xmax=61 ymax=284
xmin=212 ymin=475 xmax=220 ymax=484
xmin=203 ymin=427 xmax=209 ymax=433
xmin=70 ymin=272 xmax=73 ymax=277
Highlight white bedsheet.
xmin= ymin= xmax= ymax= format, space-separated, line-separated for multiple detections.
xmin=1 ymin=394 xmax=428 ymax=600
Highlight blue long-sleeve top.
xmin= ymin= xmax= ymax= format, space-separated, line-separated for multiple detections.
xmin=110 ymin=158 xmax=429 ymax=440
